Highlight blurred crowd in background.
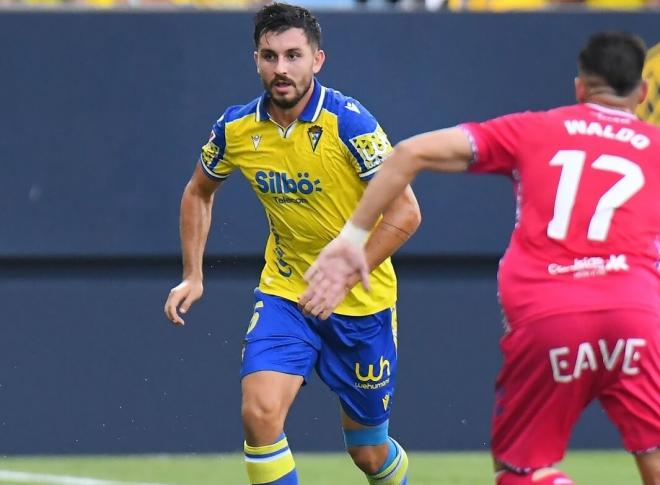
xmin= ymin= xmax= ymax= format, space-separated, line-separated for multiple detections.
xmin=2 ymin=0 xmax=659 ymax=11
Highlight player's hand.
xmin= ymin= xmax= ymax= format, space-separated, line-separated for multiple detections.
xmin=300 ymin=237 xmax=370 ymax=320
xmin=164 ymin=279 xmax=204 ymax=326
xmin=299 ymin=277 xmax=351 ymax=320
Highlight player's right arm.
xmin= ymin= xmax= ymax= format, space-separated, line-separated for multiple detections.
xmin=165 ymin=109 xmax=237 ymax=325
xmin=165 ymin=164 xmax=223 ymax=326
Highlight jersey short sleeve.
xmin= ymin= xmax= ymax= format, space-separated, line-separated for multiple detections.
xmin=461 ymin=112 xmax=533 ymax=177
xmin=199 ymin=109 xmax=238 ymax=180
xmin=337 ymin=98 xmax=393 ymax=181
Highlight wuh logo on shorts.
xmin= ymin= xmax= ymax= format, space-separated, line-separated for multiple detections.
xmin=355 ymin=356 xmax=390 ymax=383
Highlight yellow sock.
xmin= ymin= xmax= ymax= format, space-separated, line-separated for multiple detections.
xmin=244 ymin=433 xmax=298 ymax=484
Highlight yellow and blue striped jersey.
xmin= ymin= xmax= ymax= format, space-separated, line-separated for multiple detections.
xmin=199 ymin=79 xmax=396 ymax=316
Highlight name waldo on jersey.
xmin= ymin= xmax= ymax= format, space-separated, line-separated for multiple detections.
xmin=564 ymin=120 xmax=650 ymax=150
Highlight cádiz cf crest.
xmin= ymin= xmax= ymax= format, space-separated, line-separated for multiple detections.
xmin=307 ymin=125 xmax=323 ymax=152
xmin=636 ymin=43 xmax=660 ymax=126
xmin=251 ymin=135 xmax=262 ymax=151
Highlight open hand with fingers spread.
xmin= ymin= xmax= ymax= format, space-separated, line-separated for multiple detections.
xmin=300 ymin=237 xmax=370 ymax=320
xmin=164 ymin=279 xmax=204 ymax=326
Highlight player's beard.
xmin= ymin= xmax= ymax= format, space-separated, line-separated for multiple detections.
xmin=265 ymin=75 xmax=313 ymax=110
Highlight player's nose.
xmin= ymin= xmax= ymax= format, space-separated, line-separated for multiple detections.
xmin=274 ymin=56 xmax=288 ymax=75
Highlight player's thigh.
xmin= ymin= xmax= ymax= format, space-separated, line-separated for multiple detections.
xmin=598 ymin=308 xmax=660 ymax=455
xmin=241 ymin=371 xmax=304 ymax=420
xmin=240 ymin=289 xmax=320 ymax=382
xmin=492 ymin=312 xmax=608 ymax=470
xmin=316 ymin=306 xmax=397 ymax=427
xmin=241 ymin=370 xmax=304 ymax=446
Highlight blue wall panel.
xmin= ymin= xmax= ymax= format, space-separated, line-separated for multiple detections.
xmin=3 ymin=11 xmax=658 ymax=257
xmin=0 ymin=263 xmax=622 ymax=454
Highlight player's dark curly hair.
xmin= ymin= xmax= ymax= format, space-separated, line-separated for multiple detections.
xmin=254 ymin=3 xmax=322 ymax=50
xmin=578 ymin=32 xmax=646 ymax=97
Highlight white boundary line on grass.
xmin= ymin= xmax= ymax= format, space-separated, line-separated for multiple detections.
xmin=0 ymin=470 xmax=176 ymax=485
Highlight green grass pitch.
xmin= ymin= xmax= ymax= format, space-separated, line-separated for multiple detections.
xmin=0 ymin=451 xmax=639 ymax=484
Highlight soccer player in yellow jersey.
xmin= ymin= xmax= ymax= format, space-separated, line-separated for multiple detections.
xmin=164 ymin=4 xmax=420 ymax=484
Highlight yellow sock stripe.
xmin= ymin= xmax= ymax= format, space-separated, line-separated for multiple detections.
xmin=244 ymin=436 xmax=289 ymax=456
xmin=369 ymin=441 xmax=408 ymax=484
xmin=244 ymin=448 xmax=295 ymax=484
xmin=244 ymin=437 xmax=295 ymax=484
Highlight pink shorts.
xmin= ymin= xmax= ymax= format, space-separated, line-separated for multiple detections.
xmin=492 ymin=308 xmax=660 ymax=471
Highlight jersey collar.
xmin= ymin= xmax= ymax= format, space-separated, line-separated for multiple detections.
xmin=255 ymin=78 xmax=326 ymax=123
xmin=585 ymin=102 xmax=637 ymax=119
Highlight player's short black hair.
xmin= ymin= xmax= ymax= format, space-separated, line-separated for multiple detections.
xmin=254 ymin=3 xmax=322 ymax=50
xmin=578 ymin=32 xmax=646 ymax=96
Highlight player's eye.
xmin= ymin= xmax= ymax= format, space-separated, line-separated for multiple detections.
xmin=287 ymin=52 xmax=301 ymax=60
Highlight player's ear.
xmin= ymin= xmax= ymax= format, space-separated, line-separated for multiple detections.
xmin=313 ymin=49 xmax=325 ymax=75
xmin=574 ymin=76 xmax=586 ymax=103
xmin=636 ymin=79 xmax=648 ymax=105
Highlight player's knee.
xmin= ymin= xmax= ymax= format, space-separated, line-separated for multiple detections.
xmin=636 ymin=448 xmax=660 ymax=485
xmin=495 ymin=468 xmax=575 ymax=485
xmin=343 ymin=421 xmax=391 ymax=475
xmin=347 ymin=446 xmax=385 ymax=475
xmin=241 ymin=396 xmax=285 ymax=435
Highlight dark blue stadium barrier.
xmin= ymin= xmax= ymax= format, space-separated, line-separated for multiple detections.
xmin=1 ymin=11 xmax=653 ymax=454
xmin=0 ymin=260 xmax=622 ymax=454
xmin=2 ymin=11 xmax=658 ymax=257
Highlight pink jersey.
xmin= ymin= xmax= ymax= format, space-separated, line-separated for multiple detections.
xmin=462 ymin=103 xmax=660 ymax=327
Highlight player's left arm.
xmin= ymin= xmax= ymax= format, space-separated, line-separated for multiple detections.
xmin=350 ymin=127 xmax=472 ymax=233
xmin=351 ymin=108 xmax=530 ymax=233
xmin=302 ymin=127 xmax=473 ymax=318
xmin=361 ymin=184 xmax=420 ymax=277
xmin=299 ymin=183 xmax=420 ymax=318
